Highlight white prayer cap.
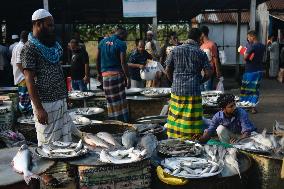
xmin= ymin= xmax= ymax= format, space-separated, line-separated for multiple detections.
xmin=32 ymin=9 xmax=52 ymax=21
xmin=11 ymin=35 xmax=19 ymax=39
xmin=147 ymin=31 xmax=153 ymax=35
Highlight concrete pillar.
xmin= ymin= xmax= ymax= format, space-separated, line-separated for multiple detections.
xmin=235 ymin=11 xmax=242 ymax=84
xmin=152 ymin=16 xmax=158 ymax=39
xmin=249 ymin=0 xmax=256 ymax=30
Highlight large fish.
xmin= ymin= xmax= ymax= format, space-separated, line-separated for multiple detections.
xmin=100 ymin=149 xmax=146 ymax=164
xmin=224 ymin=148 xmax=241 ymax=178
xmin=84 ymin=133 xmax=110 ymax=148
xmin=96 ymin=132 xmax=121 ymax=146
xmin=137 ymin=133 xmax=158 ymax=156
xmin=11 ymin=144 xmax=39 ymax=184
xmin=122 ymin=130 xmax=138 ymax=149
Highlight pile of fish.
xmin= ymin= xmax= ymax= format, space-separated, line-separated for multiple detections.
xmin=161 ymin=145 xmax=226 ymax=178
xmin=234 ymin=130 xmax=284 ymax=154
xmin=39 ymin=140 xmax=87 ymax=158
xmin=122 ymin=130 xmax=158 ymax=157
xmin=236 ymin=101 xmax=256 ymax=108
xmin=140 ymin=88 xmax=171 ymax=97
xmin=68 ymin=91 xmax=95 ymax=99
xmin=12 ymin=144 xmax=39 ymax=184
xmin=134 ymin=124 xmax=165 ymax=135
xmin=158 ymin=139 xmax=203 ymax=157
xmin=100 ymin=147 xmax=147 ymax=164
xmin=84 ymin=132 xmax=121 ymax=149
xmin=161 ymin=145 xmax=241 ymax=179
xmin=72 ymin=116 xmax=92 ymax=125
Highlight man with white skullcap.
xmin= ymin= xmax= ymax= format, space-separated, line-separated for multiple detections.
xmin=21 ymin=8 xmax=86 ymax=186
xmin=9 ymin=34 xmax=19 ymax=56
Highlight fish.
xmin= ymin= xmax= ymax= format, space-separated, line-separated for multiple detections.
xmin=11 ymin=144 xmax=39 ymax=184
xmin=121 ymin=130 xmax=138 ymax=149
xmin=52 ymin=141 xmax=71 ymax=148
xmin=137 ymin=133 xmax=158 ymax=156
xmin=74 ymin=139 xmax=83 ymax=152
xmin=109 ymin=147 xmax=135 ymax=159
xmin=84 ymin=133 xmax=110 ymax=148
xmin=251 ymin=130 xmax=273 ymax=149
xmin=224 ymin=148 xmax=241 ymax=178
xmin=100 ymin=149 xmax=144 ymax=164
xmin=96 ymin=132 xmax=121 ymax=146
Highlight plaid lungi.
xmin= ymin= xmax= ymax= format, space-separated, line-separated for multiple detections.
xmin=103 ymin=74 xmax=129 ymax=122
xmin=240 ymin=71 xmax=263 ymax=105
xmin=167 ymin=94 xmax=203 ymax=139
xmin=18 ymin=80 xmax=32 ymax=113
xmin=32 ymin=99 xmax=82 ymax=146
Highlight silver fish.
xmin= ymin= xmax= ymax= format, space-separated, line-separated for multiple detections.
xmin=225 ymin=148 xmax=241 ymax=178
xmin=11 ymin=144 xmax=39 ymax=184
xmin=100 ymin=149 xmax=142 ymax=164
xmin=84 ymin=133 xmax=110 ymax=148
xmin=96 ymin=132 xmax=121 ymax=146
xmin=137 ymin=133 xmax=158 ymax=156
xmin=122 ymin=130 xmax=138 ymax=149
xmin=74 ymin=139 xmax=83 ymax=152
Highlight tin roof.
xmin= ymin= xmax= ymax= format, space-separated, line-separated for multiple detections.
xmin=266 ymin=0 xmax=284 ymax=11
xmin=192 ymin=12 xmax=250 ymax=24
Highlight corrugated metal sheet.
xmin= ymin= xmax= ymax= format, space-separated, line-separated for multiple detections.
xmin=270 ymin=13 xmax=284 ymax=21
xmin=192 ymin=12 xmax=250 ymax=24
xmin=266 ymin=0 xmax=284 ymax=11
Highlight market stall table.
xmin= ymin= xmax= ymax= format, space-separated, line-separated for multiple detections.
xmin=0 ymin=147 xmax=54 ymax=189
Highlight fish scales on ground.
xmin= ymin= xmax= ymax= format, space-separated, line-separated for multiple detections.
xmin=11 ymin=144 xmax=39 ymax=184
xmin=96 ymin=132 xmax=121 ymax=147
xmin=122 ymin=130 xmax=138 ymax=149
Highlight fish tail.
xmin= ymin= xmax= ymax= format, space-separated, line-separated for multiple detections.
xmin=23 ymin=171 xmax=40 ymax=184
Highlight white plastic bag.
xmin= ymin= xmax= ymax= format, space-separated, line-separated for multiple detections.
xmin=216 ymin=77 xmax=224 ymax=92
xmin=140 ymin=60 xmax=164 ymax=80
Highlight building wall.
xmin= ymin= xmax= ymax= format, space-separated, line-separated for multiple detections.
xmin=202 ymin=24 xmax=249 ymax=64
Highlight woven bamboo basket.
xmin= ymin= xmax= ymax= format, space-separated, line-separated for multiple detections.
xmin=128 ymin=98 xmax=168 ymax=122
xmin=15 ymin=123 xmax=37 ymax=143
xmin=78 ymin=120 xmax=135 ymax=134
xmin=78 ymin=159 xmax=151 ymax=189
xmin=244 ymin=152 xmax=284 ymax=189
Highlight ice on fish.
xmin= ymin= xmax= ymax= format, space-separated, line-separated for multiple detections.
xmin=11 ymin=144 xmax=39 ymax=184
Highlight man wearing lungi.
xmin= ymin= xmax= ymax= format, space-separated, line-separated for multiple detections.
xmin=240 ymin=30 xmax=265 ymax=114
xmin=21 ymin=9 xmax=85 ymax=186
xmin=10 ymin=30 xmax=32 ymax=114
xmin=165 ymin=28 xmax=213 ymax=140
xmin=96 ymin=27 xmax=130 ymax=122
xmin=199 ymin=94 xmax=256 ymax=144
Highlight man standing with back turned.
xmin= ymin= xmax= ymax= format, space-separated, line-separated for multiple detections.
xmin=96 ymin=27 xmax=130 ymax=122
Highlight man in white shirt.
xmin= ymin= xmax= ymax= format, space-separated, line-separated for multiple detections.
xmin=11 ymin=30 xmax=32 ymax=114
xmin=9 ymin=34 xmax=19 ymax=56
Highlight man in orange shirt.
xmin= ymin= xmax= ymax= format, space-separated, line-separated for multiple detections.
xmin=200 ymin=26 xmax=221 ymax=91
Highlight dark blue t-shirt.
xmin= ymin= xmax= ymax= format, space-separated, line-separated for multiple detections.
xmin=245 ymin=42 xmax=265 ymax=73
xmin=128 ymin=49 xmax=152 ymax=81
xmin=99 ymin=35 xmax=127 ymax=72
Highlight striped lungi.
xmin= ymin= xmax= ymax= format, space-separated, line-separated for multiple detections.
xmin=240 ymin=71 xmax=263 ymax=105
xmin=18 ymin=80 xmax=32 ymax=113
xmin=103 ymin=74 xmax=129 ymax=122
xmin=32 ymin=99 xmax=82 ymax=146
xmin=167 ymin=94 xmax=203 ymax=139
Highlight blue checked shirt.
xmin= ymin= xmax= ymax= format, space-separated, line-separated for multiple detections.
xmin=165 ymin=40 xmax=212 ymax=96
xmin=207 ymin=107 xmax=257 ymax=135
